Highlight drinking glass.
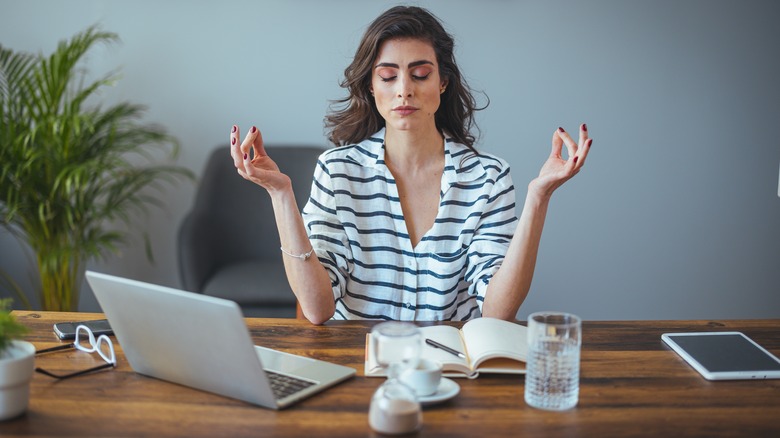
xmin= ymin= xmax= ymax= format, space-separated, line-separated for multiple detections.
xmin=370 ymin=322 xmax=421 ymax=378
xmin=524 ymin=312 xmax=581 ymax=411
xmin=368 ymin=322 xmax=422 ymax=435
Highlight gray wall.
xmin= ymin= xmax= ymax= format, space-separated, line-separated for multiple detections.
xmin=1 ymin=0 xmax=778 ymax=320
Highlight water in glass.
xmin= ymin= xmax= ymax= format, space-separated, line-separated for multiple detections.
xmin=524 ymin=312 xmax=581 ymax=411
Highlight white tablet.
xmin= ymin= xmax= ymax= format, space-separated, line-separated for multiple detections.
xmin=662 ymin=332 xmax=780 ymax=380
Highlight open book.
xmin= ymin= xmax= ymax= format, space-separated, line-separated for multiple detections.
xmin=365 ymin=317 xmax=527 ymax=378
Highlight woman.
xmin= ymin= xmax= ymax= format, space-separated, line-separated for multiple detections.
xmin=229 ymin=6 xmax=591 ymax=324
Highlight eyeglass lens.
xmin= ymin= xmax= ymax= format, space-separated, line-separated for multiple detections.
xmin=35 ymin=324 xmax=116 ymax=379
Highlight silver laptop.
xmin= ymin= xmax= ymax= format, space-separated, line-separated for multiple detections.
xmin=85 ymin=270 xmax=355 ymax=409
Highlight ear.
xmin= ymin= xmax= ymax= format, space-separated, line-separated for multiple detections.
xmin=440 ymin=79 xmax=449 ymax=94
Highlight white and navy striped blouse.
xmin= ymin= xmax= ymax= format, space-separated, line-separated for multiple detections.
xmin=302 ymin=128 xmax=518 ymax=321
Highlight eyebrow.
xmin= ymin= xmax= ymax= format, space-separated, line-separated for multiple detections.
xmin=375 ymin=60 xmax=434 ymax=69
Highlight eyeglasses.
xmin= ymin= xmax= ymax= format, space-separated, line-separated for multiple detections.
xmin=35 ymin=324 xmax=117 ymax=379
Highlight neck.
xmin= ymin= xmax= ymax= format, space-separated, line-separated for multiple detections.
xmin=384 ymin=126 xmax=444 ymax=171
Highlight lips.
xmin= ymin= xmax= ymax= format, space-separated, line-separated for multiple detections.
xmin=393 ymin=106 xmax=418 ymax=116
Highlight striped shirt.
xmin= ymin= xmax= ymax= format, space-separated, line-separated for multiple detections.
xmin=302 ymin=128 xmax=518 ymax=321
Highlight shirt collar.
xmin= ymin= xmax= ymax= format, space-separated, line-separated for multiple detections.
xmin=348 ymin=128 xmax=487 ymax=185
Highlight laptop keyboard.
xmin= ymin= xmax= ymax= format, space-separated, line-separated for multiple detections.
xmin=265 ymin=370 xmax=317 ymax=399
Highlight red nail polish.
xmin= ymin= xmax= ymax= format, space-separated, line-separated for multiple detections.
xmin=232 ymin=125 xmax=237 ymax=133
xmin=251 ymin=126 xmax=257 ymax=133
xmin=244 ymin=153 xmax=248 ymax=160
xmin=587 ymin=139 xmax=593 ymax=147
xmin=231 ymin=137 xmax=236 ymax=145
xmin=574 ymin=156 xmax=579 ymax=164
xmin=558 ymin=127 xmax=564 ymax=133
xmin=582 ymin=124 xmax=587 ymax=132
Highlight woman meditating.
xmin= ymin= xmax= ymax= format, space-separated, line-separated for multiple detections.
xmin=229 ymin=6 xmax=592 ymax=324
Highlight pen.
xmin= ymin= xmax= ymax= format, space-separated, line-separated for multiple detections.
xmin=425 ymin=338 xmax=466 ymax=359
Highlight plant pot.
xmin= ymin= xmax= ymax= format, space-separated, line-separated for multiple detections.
xmin=0 ymin=340 xmax=35 ymax=421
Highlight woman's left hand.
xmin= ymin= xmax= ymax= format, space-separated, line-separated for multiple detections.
xmin=528 ymin=124 xmax=592 ymax=198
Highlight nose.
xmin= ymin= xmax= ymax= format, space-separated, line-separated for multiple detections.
xmin=396 ymin=74 xmax=413 ymax=98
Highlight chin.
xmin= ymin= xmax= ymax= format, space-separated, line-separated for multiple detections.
xmin=387 ymin=118 xmax=426 ymax=133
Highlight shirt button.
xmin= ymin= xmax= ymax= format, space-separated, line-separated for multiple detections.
xmin=405 ymin=302 xmax=412 ymax=309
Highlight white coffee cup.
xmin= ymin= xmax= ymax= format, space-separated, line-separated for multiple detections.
xmin=399 ymin=358 xmax=443 ymax=397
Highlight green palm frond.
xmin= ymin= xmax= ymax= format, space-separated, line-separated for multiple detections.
xmin=0 ymin=24 xmax=194 ymax=310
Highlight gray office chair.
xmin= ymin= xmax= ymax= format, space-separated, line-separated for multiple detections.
xmin=178 ymin=144 xmax=325 ymax=317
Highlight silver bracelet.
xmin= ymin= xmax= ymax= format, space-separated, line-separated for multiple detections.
xmin=280 ymin=246 xmax=314 ymax=261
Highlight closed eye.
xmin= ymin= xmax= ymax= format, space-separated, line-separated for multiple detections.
xmin=380 ymin=73 xmax=430 ymax=82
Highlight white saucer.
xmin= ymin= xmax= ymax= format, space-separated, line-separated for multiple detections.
xmin=418 ymin=378 xmax=460 ymax=406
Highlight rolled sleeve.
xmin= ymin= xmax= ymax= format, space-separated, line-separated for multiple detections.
xmin=464 ymin=167 xmax=517 ymax=311
xmin=302 ymin=157 xmax=352 ymax=301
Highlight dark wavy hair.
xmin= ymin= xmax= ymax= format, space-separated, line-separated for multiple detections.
xmin=325 ymin=6 xmax=484 ymax=149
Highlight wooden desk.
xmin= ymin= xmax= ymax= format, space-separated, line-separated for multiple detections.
xmin=2 ymin=312 xmax=779 ymax=437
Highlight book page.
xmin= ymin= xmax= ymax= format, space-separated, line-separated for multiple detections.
xmin=418 ymin=325 xmax=471 ymax=375
xmin=461 ymin=318 xmax=527 ymax=370
xmin=365 ymin=326 xmax=470 ymax=376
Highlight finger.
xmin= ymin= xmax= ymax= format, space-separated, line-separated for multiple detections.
xmin=242 ymin=133 xmax=254 ymax=177
xmin=241 ymin=126 xmax=258 ymax=158
xmin=578 ymin=123 xmax=590 ymax=150
xmin=251 ymin=127 xmax=266 ymax=161
xmin=238 ymin=157 xmax=266 ymax=183
xmin=550 ymin=129 xmax=564 ymax=159
xmin=556 ymin=127 xmax=578 ymax=160
xmin=567 ymin=153 xmax=579 ymax=174
xmin=574 ymin=138 xmax=593 ymax=170
xmin=230 ymin=125 xmax=244 ymax=169
xmin=241 ymin=125 xmax=268 ymax=162
xmin=237 ymin=163 xmax=256 ymax=180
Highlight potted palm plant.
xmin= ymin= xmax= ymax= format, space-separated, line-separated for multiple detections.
xmin=0 ymin=298 xmax=33 ymax=421
xmin=0 ymin=25 xmax=193 ymax=311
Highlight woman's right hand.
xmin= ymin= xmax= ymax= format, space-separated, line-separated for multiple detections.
xmin=230 ymin=125 xmax=292 ymax=193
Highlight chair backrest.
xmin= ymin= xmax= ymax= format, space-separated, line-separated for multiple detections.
xmin=178 ymin=144 xmax=325 ymax=292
